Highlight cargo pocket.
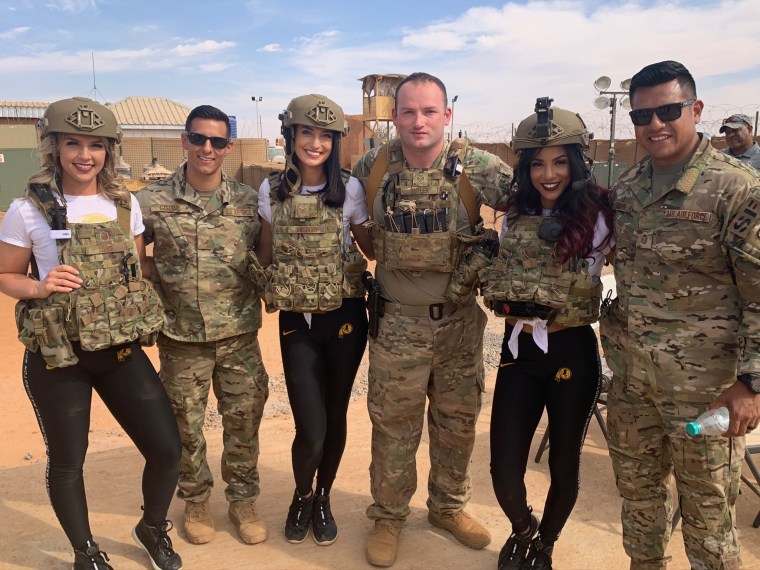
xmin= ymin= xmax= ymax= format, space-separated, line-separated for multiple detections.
xmin=135 ymin=281 xmax=164 ymax=346
xmin=32 ymin=305 xmax=79 ymax=368
xmin=15 ymin=300 xmax=39 ymax=352
xmin=76 ymin=293 xmax=112 ymax=351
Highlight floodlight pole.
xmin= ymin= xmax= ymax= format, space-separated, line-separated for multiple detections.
xmin=251 ymin=96 xmax=262 ymax=138
xmin=595 ymin=88 xmax=628 ymax=189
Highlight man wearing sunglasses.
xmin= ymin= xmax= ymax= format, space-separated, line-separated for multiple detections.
xmin=601 ymin=60 xmax=760 ymax=570
xmin=719 ymin=113 xmax=760 ymax=170
xmin=137 ymin=105 xmax=270 ymax=548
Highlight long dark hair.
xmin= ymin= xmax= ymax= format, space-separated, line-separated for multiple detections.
xmin=507 ymin=144 xmax=613 ymax=264
xmin=276 ymin=125 xmax=345 ymax=207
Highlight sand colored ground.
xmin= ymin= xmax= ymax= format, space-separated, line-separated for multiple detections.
xmin=0 ymin=291 xmax=759 ymax=569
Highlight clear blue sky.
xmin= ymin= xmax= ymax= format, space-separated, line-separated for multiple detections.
xmin=2 ymin=0 xmax=758 ymax=142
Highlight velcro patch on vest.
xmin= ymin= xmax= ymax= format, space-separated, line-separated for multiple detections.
xmin=728 ymin=197 xmax=760 ymax=240
xmin=283 ymin=226 xmax=326 ymax=234
xmin=664 ymin=209 xmax=712 ymax=223
xmin=224 ymin=208 xmax=255 ymax=217
xmin=85 ymin=243 xmax=127 ymax=254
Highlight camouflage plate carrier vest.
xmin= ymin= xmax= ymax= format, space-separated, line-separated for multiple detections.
xmin=480 ymin=215 xmax=602 ymax=327
xmin=369 ymin=139 xmax=463 ymax=272
xmin=15 ymin=185 xmax=164 ymax=368
xmin=266 ymin=173 xmax=366 ymax=313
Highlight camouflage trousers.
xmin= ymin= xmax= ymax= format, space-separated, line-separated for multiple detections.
xmin=158 ymin=331 xmax=269 ymax=504
xmin=366 ymin=300 xmax=486 ymax=524
xmin=606 ymin=376 xmax=745 ymax=570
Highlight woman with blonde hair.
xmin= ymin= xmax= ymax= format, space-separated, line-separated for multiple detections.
xmin=0 ymin=97 xmax=182 ymax=570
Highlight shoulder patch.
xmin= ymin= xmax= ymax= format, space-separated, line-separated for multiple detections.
xmin=728 ymin=196 xmax=760 ymax=240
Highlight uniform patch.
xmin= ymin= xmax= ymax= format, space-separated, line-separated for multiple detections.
xmin=664 ymin=210 xmax=712 ymax=223
xmin=554 ymin=367 xmax=572 ymax=382
xmin=151 ymin=204 xmax=187 ymax=213
xmin=338 ymin=323 xmax=353 ymax=338
xmin=225 ymin=208 xmax=255 ymax=217
xmin=728 ymin=196 xmax=760 ymax=239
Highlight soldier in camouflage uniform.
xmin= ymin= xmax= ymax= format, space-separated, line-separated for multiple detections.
xmin=351 ymin=72 xmax=513 ymax=567
xmin=601 ymin=61 xmax=760 ymax=570
xmin=137 ymin=105 xmax=270 ymax=547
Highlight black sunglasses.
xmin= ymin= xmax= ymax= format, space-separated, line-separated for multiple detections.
xmin=185 ymin=131 xmax=230 ymax=149
xmin=629 ymin=99 xmax=696 ymax=126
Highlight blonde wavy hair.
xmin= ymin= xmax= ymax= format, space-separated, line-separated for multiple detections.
xmin=26 ymin=133 xmax=129 ymax=204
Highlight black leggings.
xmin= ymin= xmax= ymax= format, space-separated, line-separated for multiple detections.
xmin=280 ymin=297 xmax=368 ymax=495
xmin=490 ymin=323 xmax=600 ymax=542
xmin=23 ymin=342 xmax=181 ymax=549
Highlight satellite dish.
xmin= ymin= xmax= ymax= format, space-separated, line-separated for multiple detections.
xmin=620 ymin=78 xmax=632 ymax=91
xmin=594 ymin=96 xmax=611 ymax=110
xmin=594 ymin=76 xmax=611 ymax=91
xmin=620 ymin=96 xmax=632 ymax=110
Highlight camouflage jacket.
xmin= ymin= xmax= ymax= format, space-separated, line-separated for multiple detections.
xmin=137 ymin=165 xmax=262 ymax=342
xmin=352 ymin=140 xmax=512 ymax=304
xmin=602 ymin=134 xmax=760 ymax=397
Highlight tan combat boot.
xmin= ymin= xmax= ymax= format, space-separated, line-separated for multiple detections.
xmin=229 ymin=501 xmax=268 ymax=544
xmin=366 ymin=521 xmax=402 ymax=567
xmin=184 ymin=499 xmax=215 ymax=544
xmin=428 ymin=510 xmax=491 ymax=549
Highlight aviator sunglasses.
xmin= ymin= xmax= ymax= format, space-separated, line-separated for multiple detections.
xmin=628 ymin=99 xmax=696 ymax=126
xmin=185 ymin=131 xmax=230 ymax=149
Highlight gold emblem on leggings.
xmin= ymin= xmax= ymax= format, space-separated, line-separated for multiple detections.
xmin=117 ymin=347 xmax=132 ymax=362
xmin=554 ymin=367 xmax=572 ymax=382
xmin=338 ymin=323 xmax=353 ymax=338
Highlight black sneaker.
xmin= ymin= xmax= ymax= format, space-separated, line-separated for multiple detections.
xmin=521 ymin=536 xmax=554 ymax=570
xmin=311 ymin=488 xmax=338 ymax=546
xmin=284 ymin=489 xmax=314 ymax=544
xmin=73 ymin=539 xmax=113 ymax=570
xmin=132 ymin=518 xmax=183 ymax=570
xmin=498 ymin=512 xmax=538 ymax=570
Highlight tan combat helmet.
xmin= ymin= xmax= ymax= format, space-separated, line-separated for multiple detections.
xmin=279 ymin=94 xmax=347 ymax=193
xmin=40 ymin=97 xmax=122 ymax=143
xmin=280 ymin=94 xmax=348 ymax=136
xmin=512 ymin=97 xmax=591 ymax=151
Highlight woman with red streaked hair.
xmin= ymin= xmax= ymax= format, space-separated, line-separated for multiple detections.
xmin=480 ymin=98 xmax=613 ymax=570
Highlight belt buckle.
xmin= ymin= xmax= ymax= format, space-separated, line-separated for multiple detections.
xmin=429 ymin=303 xmax=444 ymax=320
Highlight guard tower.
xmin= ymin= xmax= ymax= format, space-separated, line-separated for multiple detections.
xmin=358 ymin=73 xmax=406 ymax=151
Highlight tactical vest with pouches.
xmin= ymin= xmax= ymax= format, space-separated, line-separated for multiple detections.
xmin=365 ymin=138 xmax=481 ymax=273
xmin=15 ymin=184 xmax=164 ymax=368
xmin=266 ymin=171 xmax=366 ymax=313
xmin=480 ymin=215 xmax=602 ymax=327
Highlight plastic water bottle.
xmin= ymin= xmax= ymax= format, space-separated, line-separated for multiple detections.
xmin=685 ymin=407 xmax=730 ymax=436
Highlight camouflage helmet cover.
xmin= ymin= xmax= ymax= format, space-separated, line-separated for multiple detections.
xmin=280 ymin=94 xmax=348 ymax=136
xmin=512 ymin=99 xmax=591 ymax=151
xmin=40 ymin=97 xmax=122 ymax=143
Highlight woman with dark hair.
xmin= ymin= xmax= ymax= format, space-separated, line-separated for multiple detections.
xmin=256 ymin=94 xmax=374 ymax=546
xmin=480 ymin=99 xmax=613 ymax=570
xmin=0 ymin=97 xmax=182 ymax=570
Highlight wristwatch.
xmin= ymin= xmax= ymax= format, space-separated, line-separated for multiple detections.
xmin=737 ymin=373 xmax=760 ymax=394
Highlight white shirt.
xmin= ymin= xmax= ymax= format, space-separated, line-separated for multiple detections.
xmin=0 ymin=192 xmax=145 ymax=280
